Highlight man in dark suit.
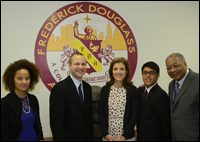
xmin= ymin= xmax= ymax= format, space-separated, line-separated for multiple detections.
xmin=166 ymin=53 xmax=199 ymax=141
xmin=137 ymin=61 xmax=172 ymax=141
xmin=50 ymin=53 xmax=93 ymax=141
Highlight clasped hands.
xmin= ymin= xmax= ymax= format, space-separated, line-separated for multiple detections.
xmin=105 ymin=135 xmax=126 ymax=141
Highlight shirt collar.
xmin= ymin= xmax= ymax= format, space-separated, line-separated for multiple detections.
xmin=145 ymin=83 xmax=157 ymax=94
xmin=69 ymin=74 xmax=82 ymax=89
xmin=175 ymin=68 xmax=189 ymax=87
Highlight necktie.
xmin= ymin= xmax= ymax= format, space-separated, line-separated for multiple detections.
xmin=141 ymin=89 xmax=147 ymax=107
xmin=173 ymin=82 xmax=180 ymax=103
xmin=78 ymin=84 xmax=84 ymax=106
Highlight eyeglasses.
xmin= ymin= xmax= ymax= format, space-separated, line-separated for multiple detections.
xmin=142 ymin=71 xmax=157 ymax=76
xmin=166 ymin=64 xmax=180 ymax=71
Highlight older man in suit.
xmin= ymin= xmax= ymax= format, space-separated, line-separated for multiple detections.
xmin=137 ymin=61 xmax=172 ymax=141
xmin=50 ymin=53 xmax=93 ymax=141
xmin=166 ymin=52 xmax=199 ymax=141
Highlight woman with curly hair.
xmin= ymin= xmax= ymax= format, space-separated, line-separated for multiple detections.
xmin=99 ymin=57 xmax=140 ymax=141
xmin=1 ymin=59 xmax=44 ymax=141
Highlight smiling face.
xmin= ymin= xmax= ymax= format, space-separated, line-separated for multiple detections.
xmin=112 ymin=62 xmax=127 ymax=83
xmin=166 ymin=56 xmax=187 ymax=81
xmin=68 ymin=54 xmax=86 ymax=82
xmin=142 ymin=67 xmax=159 ymax=88
xmin=14 ymin=69 xmax=30 ymax=95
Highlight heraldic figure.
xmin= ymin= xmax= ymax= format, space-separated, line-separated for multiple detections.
xmin=74 ymin=21 xmax=97 ymax=40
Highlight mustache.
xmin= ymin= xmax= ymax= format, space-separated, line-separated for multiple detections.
xmin=169 ymin=70 xmax=180 ymax=75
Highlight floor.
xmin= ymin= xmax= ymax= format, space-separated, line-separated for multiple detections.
xmin=43 ymin=137 xmax=102 ymax=141
xmin=44 ymin=137 xmax=53 ymax=141
xmin=43 ymin=131 xmax=137 ymax=141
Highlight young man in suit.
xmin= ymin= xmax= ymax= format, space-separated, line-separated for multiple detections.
xmin=137 ymin=61 xmax=172 ymax=141
xmin=166 ymin=53 xmax=199 ymax=141
xmin=50 ymin=53 xmax=93 ymax=141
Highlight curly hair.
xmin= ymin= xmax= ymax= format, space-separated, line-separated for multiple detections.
xmin=106 ymin=57 xmax=133 ymax=90
xmin=2 ymin=59 xmax=42 ymax=92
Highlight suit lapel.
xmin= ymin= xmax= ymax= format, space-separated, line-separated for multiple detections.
xmin=139 ymin=87 xmax=145 ymax=106
xmin=66 ymin=76 xmax=83 ymax=109
xmin=169 ymin=81 xmax=175 ymax=108
xmin=173 ymin=70 xmax=193 ymax=106
xmin=82 ymin=81 xmax=89 ymax=107
xmin=139 ymin=87 xmax=145 ymax=117
xmin=139 ymin=84 xmax=158 ymax=117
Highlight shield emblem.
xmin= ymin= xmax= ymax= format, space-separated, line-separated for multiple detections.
xmin=74 ymin=39 xmax=103 ymax=74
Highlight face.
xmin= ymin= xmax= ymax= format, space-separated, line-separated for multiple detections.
xmin=112 ymin=62 xmax=127 ymax=83
xmin=142 ymin=67 xmax=159 ymax=88
xmin=14 ymin=69 xmax=30 ymax=94
xmin=85 ymin=26 xmax=92 ymax=33
xmin=68 ymin=55 xmax=86 ymax=82
xmin=166 ymin=56 xmax=187 ymax=81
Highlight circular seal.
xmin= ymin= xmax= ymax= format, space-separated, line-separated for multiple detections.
xmin=35 ymin=2 xmax=137 ymax=91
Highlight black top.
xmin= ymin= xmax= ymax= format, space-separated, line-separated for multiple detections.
xmin=50 ymin=76 xmax=93 ymax=141
xmin=99 ymin=84 xmax=140 ymax=139
xmin=1 ymin=91 xmax=44 ymax=141
xmin=137 ymin=84 xmax=172 ymax=141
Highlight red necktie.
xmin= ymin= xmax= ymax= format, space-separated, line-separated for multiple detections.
xmin=141 ymin=89 xmax=147 ymax=107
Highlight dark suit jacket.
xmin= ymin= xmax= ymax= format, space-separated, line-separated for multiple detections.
xmin=1 ymin=91 xmax=43 ymax=141
xmin=99 ymin=85 xmax=140 ymax=139
xmin=137 ymin=84 xmax=172 ymax=141
xmin=168 ymin=69 xmax=199 ymax=141
xmin=50 ymin=76 xmax=93 ymax=141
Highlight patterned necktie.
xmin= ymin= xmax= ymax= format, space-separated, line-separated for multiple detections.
xmin=173 ymin=82 xmax=180 ymax=103
xmin=78 ymin=84 xmax=84 ymax=106
xmin=141 ymin=89 xmax=147 ymax=107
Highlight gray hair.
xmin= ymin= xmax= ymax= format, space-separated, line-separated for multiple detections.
xmin=165 ymin=52 xmax=186 ymax=63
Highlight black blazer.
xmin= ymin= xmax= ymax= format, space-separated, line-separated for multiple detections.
xmin=99 ymin=85 xmax=140 ymax=139
xmin=50 ymin=75 xmax=93 ymax=141
xmin=137 ymin=84 xmax=172 ymax=141
xmin=1 ymin=91 xmax=43 ymax=141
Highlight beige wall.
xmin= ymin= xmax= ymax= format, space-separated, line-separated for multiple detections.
xmin=1 ymin=1 xmax=199 ymax=137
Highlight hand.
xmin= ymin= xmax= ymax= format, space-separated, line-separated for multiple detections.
xmin=74 ymin=21 xmax=78 ymax=27
xmin=115 ymin=136 xmax=122 ymax=141
xmin=115 ymin=136 xmax=126 ymax=141
xmin=105 ymin=135 xmax=116 ymax=141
